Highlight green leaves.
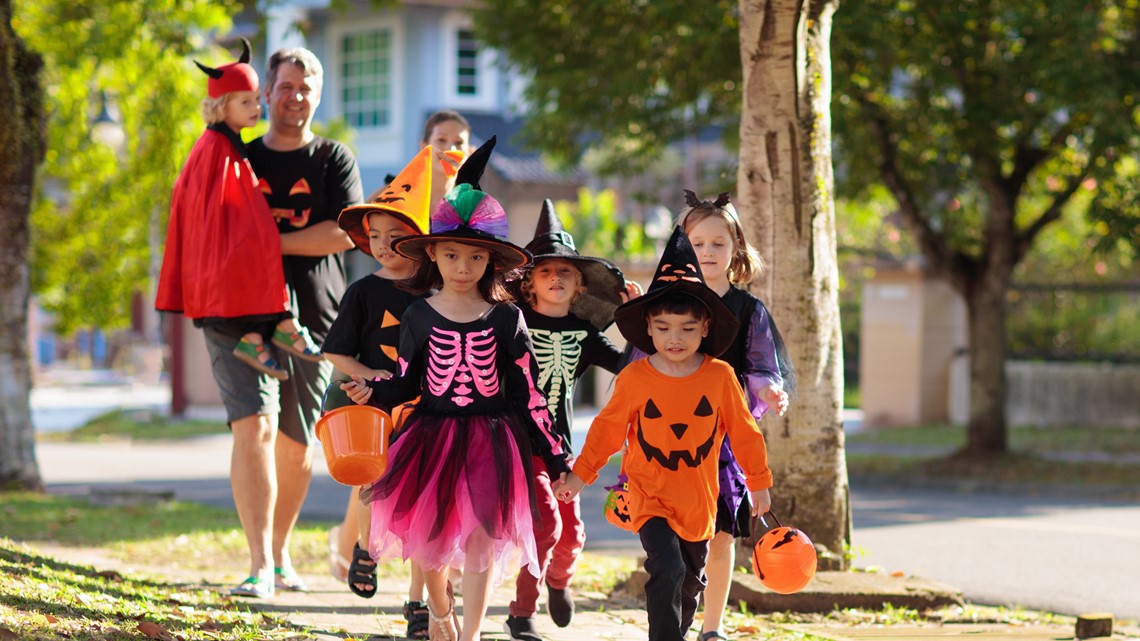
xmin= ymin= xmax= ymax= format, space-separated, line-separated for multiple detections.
xmin=16 ymin=0 xmax=237 ymax=335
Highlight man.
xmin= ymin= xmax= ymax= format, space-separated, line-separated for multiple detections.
xmin=217 ymin=46 xmax=362 ymax=598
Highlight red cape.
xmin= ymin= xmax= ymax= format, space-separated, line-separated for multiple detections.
xmin=155 ymin=128 xmax=288 ymax=319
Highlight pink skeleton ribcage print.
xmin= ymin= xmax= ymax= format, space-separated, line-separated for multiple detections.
xmin=425 ymin=327 xmax=500 ymax=407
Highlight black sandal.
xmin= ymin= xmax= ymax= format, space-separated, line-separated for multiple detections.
xmin=347 ymin=542 xmax=377 ymax=599
xmin=403 ymin=600 xmax=430 ymax=640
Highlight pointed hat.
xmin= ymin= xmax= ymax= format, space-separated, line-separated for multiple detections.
xmin=517 ymin=199 xmax=627 ymax=330
xmin=613 ymin=226 xmax=739 ymax=356
xmin=195 ymin=38 xmax=259 ymax=98
xmin=392 ymin=136 xmax=532 ymax=270
xmin=338 ymin=147 xmax=433 ymax=254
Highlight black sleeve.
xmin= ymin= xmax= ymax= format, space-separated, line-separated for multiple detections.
xmin=501 ymin=306 xmax=571 ymax=477
xmin=324 ymin=141 xmax=363 ymax=217
xmin=583 ymin=327 xmax=624 ymax=374
xmin=364 ymin=306 xmax=422 ymax=411
xmin=320 ymin=280 xmax=363 ymax=357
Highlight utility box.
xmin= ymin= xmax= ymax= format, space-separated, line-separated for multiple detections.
xmin=860 ymin=262 xmax=967 ymax=427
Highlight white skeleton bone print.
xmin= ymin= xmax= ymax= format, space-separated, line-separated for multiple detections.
xmin=528 ymin=328 xmax=587 ymax=424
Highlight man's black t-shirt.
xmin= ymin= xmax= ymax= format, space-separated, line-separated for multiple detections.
xmin=321 ymin=274 xmax=422 ymax=372
xmin=247 ymin=136 xmax=363 ymax=341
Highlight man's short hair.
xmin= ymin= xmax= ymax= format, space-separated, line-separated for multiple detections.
xmin=265 ymin=47 xmax=324 ymax=92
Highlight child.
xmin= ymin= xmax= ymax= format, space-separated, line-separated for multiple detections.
xmin=342 ymin=137 xmax=570 ymax=641
xmin=555 ymin=227 xmax=775 ymax=641
xmin=677 ymin=190 xmax=794 ymax=641
xmin=321 ymin=148 xmax=433 ymax=612
xmin=329 ymin=111 xmax=474 ymax=640
xmin=504 ymin=202 xmax=639 ymax=641
xmin=156 ymin=39 xmax=322 ymax=381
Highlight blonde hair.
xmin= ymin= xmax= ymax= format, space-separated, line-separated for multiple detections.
xmin=677 ymin=201 xmax=764 ymax=285
xmin=519 ymin=260 xmax=585 ymax=308
xmin=200 ymin=94 xmax=230 ymax=125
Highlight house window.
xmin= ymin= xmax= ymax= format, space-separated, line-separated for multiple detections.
xmin=340 ymin=30 xmax=392 ymax=128
xmin=456 ymin=29 xmax=478 ymax=96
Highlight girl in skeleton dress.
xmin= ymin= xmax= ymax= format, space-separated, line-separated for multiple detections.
xmin=502 ymin=201 xmax=642 ymax=640
xmin=341 ymin=138 xmax=568 ymax=641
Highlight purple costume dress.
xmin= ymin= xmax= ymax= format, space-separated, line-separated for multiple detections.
xmin=362 ymin=300 xmax=569 ymax=579
xmin=715 ymin=286 xmax=795 ymax=537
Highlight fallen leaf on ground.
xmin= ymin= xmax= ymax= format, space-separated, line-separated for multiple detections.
xmin=137 ymin=621 xmax=175 ymax=641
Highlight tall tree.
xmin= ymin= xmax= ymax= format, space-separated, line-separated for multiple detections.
xmin=476 ymin=0 xmax=851 ymax=565
xmin=18 ymin=0 xmax=236 ymax=336
xmin=0 ymin=0 xmax=45 ymax=491
xmin=831 ymin=0 xmax=1140 ymax=454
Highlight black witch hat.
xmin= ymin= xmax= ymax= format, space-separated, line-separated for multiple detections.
xmin=613 ymin=226 xmax=739 ymax=356
xmin=514 ymin=200 xmax=627 ymax=329
xmin=392 ymin=136 xmax=532 ymax=270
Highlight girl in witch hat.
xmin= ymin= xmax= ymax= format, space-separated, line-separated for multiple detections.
xmin=556 ymin=226 xmax=775 ymax=641
xmin=502 ymin=200 xmax=641 ymax=639
xmin=156 ymin=38 xmax=322 ymax=385
xmin=676 ymin=190 xmax=794 ymax=641
xmin=340 ymin=137 xmax=570 ymax=641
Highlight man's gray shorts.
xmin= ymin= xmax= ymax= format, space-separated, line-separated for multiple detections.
xmin=202 ymin=326 xmax=332 ymax=445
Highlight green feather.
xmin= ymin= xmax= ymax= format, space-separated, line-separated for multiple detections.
xmin=443 ymin=183 xmax=486 ymax=223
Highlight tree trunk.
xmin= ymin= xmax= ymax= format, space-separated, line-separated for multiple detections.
xmin=961 ymin=260 xmax=1012 ymax=455
xmin=0 ymin=0 xmax=45 ymax=491
xmin=737 ymin=0 xmax=849 ymax=568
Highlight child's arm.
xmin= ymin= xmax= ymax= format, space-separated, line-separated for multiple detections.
xmin=567 ymin=368 xmax=635 ymax=487
xmin=720 ymin=365 xmax=774 ymax=501
xmin=586 ymin=328 xmax=625 ymax=374
xmin=742 ymin=299 xmax=793 ymax=418
xmin=352 ymin=307 xmax=423 ymax=411
xmin=554 ymin=472 xmax=587 ymax=502
xmin=504 ymin=307 xmax=571 ymax=477
xmin=324 ymin=352 xmax=393 ymax=382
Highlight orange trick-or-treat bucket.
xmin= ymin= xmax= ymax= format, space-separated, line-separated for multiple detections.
xmin=315 ymin=388 xmax=391 ymax=486
xmin=751 ymin=511 xmax=818 ymax=594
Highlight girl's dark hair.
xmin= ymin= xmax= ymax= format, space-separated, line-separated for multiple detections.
xmin=398 ymin=243 xmax=515 ymax=303
xmin=643 ymin=292 xmax=711 ymax=322
xmin=421 ymin=110 xmax=471 ymax=144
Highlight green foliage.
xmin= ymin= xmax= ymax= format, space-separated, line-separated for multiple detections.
xmin=36 ymin=408 xmax=227 ymax=442
xmin=472 ymin=0 xmax=740 ymax=171
xmin=557 ymin=188 xmax=657 ymax=261
xmin=16 ymin=0 xmax=238 ymax=336
xmin=831 ymin=0 xmax=1140 ymax=257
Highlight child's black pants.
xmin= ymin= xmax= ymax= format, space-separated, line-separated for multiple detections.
xmin=639 ymin=517 xmax=710 ymax=641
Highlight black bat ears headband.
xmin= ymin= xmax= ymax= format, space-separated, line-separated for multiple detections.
xmin=682 ymin=189 xmax=732 ymax=210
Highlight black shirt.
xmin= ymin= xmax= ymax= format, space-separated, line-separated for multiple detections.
xmin=247 ymin=135 xmax=363 ymax=340
xmin=321 ymin=274 xmax=422 ymax=372
xmin=521 ymin=307 xmax=623 ymax=452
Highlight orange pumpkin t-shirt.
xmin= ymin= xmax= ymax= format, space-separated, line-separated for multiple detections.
xmin=573 ymin=355 xmax=773 ymax=542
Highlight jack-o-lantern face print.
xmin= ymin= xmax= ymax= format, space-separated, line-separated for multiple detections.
xmin=374 ymin=182 xmax=412 ymax=205
xmin=604 ymin=485 xmax=632 ymax=530
xmin=635 ymin=395 xmax=717 ymax=471
xmin=259 ymin=178 xmax=313 ymax=228
xmin=655 ymin=262 xmax=703 ymax=284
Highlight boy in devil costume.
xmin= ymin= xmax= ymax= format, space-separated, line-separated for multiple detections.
xmin=555 ymin=227 xmax=775 ymax=641
xmin=156 ymin=38 xmax=321 ymax=382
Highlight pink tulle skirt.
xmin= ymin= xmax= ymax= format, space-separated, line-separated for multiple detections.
xmin=365 ymin=410 xmax=540 ymax=580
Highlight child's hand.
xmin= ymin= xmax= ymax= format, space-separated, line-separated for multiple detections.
xmin=554 ymin=473 xmax=586 ymax=503
xmin=341 ymin=374 xmax=374 ymax=405
xmin=750 ymin=488 xmax=772 ymax=517
xmin=620 ymin=280 xmax=644 ymax=303
xmin=762 ymin=384 xmax=789 ymax=416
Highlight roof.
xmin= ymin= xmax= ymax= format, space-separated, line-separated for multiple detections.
xmin=453 ymin=112 xmax=586 ymax=185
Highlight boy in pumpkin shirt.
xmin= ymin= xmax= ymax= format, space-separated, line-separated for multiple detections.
xmin=555 ymin=227 xmax=774 ymax=641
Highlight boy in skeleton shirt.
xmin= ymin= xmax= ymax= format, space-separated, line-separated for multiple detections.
xmin=555 ymin=227 xmax=774 ymax=641
xmin=503 ymin=202 xmax=641 ymax=641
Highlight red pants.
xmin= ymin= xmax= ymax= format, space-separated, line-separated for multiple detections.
xmin=509 ymin=456 xmax=585 ymax=617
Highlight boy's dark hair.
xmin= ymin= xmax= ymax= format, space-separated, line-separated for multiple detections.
xmin=421 ymin=110 xmax=471 ymax=144
xmin=399 ymin=244 xmax=514 ymax=303
xmin=642 ymin=292 xmax=712 ymax=323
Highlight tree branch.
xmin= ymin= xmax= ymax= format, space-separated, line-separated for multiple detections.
xmin=858 ymin=95 xmax=956 ymax=274
xmin=1014 ymin=162 xmax=1093 ymax=262
xmin=1005 ymin=123 xmax=1072 ymax=202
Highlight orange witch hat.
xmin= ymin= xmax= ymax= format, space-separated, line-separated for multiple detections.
xmin=338 ymin=146 xmax=433 ymax=254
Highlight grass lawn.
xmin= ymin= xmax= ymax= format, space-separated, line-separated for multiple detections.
xmin=846 ymin=422 xmax=1140 ymax=456
xmin=36 ymin=409 xmax=229 ymax=442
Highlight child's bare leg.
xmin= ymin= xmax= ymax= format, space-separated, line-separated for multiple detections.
xmin=701 ymin=531 xmax=736 ymax=636
xmin=409 ymin=562 xmax=426 ymax=602
xmin=423 ymin=568 xmax=458 ymax=641
xmin=457 ymin=528 xmax=493 ymax=641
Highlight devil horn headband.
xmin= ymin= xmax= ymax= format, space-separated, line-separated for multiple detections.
xmin=194 ymin=60 xmax=223 ymax=79
xmin=683 ymin=189 xmax=732 ymax=210
xmin=238 ymin=37 xmax=251 ymax=64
